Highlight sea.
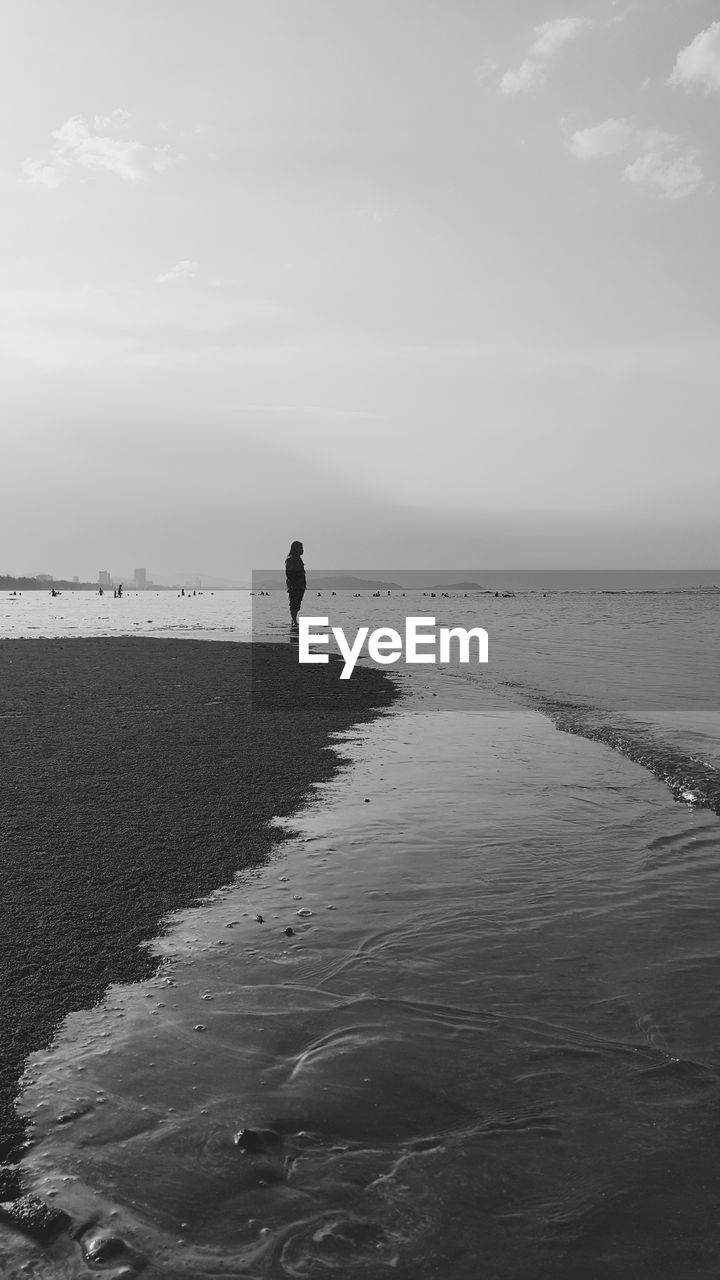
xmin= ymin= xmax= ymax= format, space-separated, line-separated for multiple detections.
xmin=1 ymin=578 xmax=720 ymax=1278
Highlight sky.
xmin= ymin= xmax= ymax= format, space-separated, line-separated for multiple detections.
xmin=1 ymin=0 xmax=719 ymax=580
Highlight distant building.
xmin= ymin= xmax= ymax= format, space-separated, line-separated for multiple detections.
xmin=73 ymin=576 xmax=79 ymax=583
xmin=36 ymin=573 xmax=53 ymax=583
xmin=134 ymin=567 xmax=147 ymax=589
xmin=98 ymin=570 xmax=111 ymax=586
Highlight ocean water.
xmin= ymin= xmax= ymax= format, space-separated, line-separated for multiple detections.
xmin=2 ymin=586 xmax=720 ymax=1277
xmin=252 ymin=586 xmax=720 ymax=796
xmin=0 ymin=589 xmax=253 ymax=643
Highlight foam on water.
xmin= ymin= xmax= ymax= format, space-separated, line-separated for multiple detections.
xmin=514 ymin=693 xmax=720 ymax=814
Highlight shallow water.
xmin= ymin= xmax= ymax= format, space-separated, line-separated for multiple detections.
xmin=255 ymin=585 xmax=720 ymax=804
xmin=7 ymin=668 xmax=720 ymax=1278
xmin=0 ymin=589 xmax=251 ymax=642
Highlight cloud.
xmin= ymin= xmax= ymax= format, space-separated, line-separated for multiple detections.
xmin=623 ymin=148 xmax=704 ymax=200
xmin=531 ymin=17 xmax=591 ymax=58
xmin=21 ymin=158 xmax=63 ymax=189
xmin=93 ymin=108 xmax=131 ymax=131
xmin=21 ymin=112 xmax=181 ymax=187
xmin=500 ymin=59 xmax=546 ymax=95
xmin=669 ymin=22 xmax=720 ymax=94
xmin=500 ymin=15 xmax=592 ymax=95
xmin=567 ymin=117 xmax=635 ymax=159
xmin=155 ymin=260 xmax=199 ymax=284
xmin=566 ymin=117 xmax=704 ymax=199
xmin=52 ymin=116 xmax=144 ymax=181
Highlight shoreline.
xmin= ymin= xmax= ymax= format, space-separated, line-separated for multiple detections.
xmin=0 ymin=636 xmax=400 ymax=1198
xmin=4 ymin=640 xmax=720 ymax=1275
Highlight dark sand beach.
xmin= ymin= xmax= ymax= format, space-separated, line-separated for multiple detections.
xmin=0 ymin=638 xmax=398 ymax=1200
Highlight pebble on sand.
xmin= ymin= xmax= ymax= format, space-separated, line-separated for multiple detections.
xmin=234 ymin=1127 xmax=282 ymax=1154
xmin=80 ymin=1228 xmax=129 ymax=1265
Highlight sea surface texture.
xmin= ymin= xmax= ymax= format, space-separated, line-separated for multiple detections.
xmin=1 ymin=580 xmax=719 ymax=1277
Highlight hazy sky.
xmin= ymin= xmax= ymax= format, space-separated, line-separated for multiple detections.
xmin=2 ymin=0 xmax=719 ymax=579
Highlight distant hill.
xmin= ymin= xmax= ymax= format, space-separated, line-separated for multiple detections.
xmin=0 ymin=575 xmax=98 ymax=591
xmin=254 ymin=574 xmax=405 ymax=591
xmin=311 ymin=575 xmax=405 ymax=591
xmin=428 ymin=581 xmax=486 ymax=591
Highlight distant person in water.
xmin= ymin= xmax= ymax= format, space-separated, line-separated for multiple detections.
xmin=285 ymin=540 xmax=306 ymax=627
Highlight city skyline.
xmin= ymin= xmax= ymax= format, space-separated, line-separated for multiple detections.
xmin=1 ymin=565 xmax=245 ymax=588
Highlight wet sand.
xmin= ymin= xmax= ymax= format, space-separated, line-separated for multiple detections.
xmin=0 ymin=637 xmax=398 ymax=1198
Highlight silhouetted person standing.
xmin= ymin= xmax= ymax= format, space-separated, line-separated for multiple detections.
xmin=285 ymin=540 xmax=306 ymax=627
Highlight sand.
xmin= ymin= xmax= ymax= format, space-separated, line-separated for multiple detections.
xmin=0 ymin=637 xmax=398 ymax=1197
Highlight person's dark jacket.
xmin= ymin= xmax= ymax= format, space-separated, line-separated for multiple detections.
xmin=285 ymin=554 xmax=306 ymax=596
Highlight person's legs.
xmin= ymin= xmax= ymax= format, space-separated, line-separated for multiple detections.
xmin=288 ymin=589 xmax=304 ymax=626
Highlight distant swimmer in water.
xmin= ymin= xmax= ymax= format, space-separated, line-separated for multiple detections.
xmin=285 ymin=540 xmax=306 ymax=627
